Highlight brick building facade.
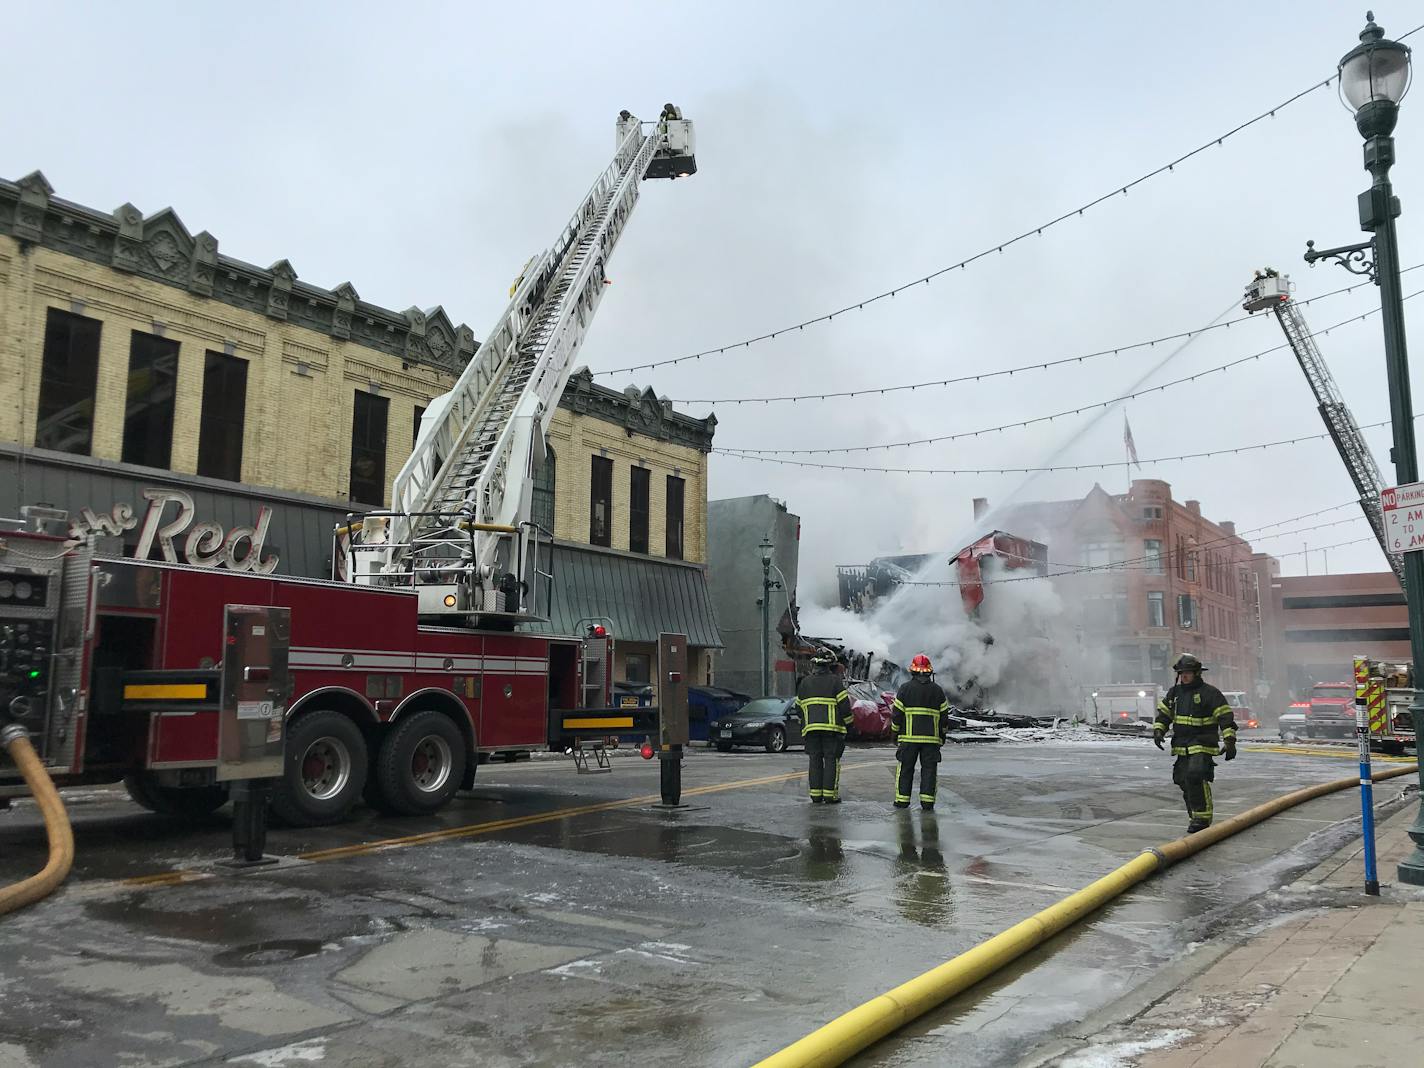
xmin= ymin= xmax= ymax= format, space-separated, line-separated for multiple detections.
xmin=997 ymin=479 xmax=1262 ymax=695
xmin=0 ymin=170 xmax=720 ymax=680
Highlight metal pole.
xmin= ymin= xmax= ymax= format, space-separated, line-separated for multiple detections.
xmin=760 ymin=538 xmax=773 ymax=695
xmin=1358 ymin=126 xmax=1424 ymax=886
xmin=1355 ymin=690 xmax=1381 ymax=895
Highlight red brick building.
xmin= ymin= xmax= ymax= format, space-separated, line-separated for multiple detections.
xmin=995 ymin=479 xmax=1261 ymax=694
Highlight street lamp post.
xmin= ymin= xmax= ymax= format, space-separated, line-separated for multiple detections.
xmin=759 ymin=537 xmax=780 ymax=695
xmin=1307 ymin=13 xmax=1424 ymax=885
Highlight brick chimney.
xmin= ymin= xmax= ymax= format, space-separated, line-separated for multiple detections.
xmin=1186 ymin=500 xmax=1202 ymax=517
xmin=973 ymin=497 xmax=989 ymax=520
xmin=1221 ymin=521 xmax=1235 ymax=536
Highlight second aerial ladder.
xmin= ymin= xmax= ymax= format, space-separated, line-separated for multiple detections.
xmin=1243 ymin=269 xmax=1405 ymax=586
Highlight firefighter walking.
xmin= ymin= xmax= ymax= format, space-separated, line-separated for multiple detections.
xmin=892 ymin=654 xmax=952 ymax=810
xmin=1153 ymin=653 xmax=1237 ymax=833
xmin=796 ymin=652 xmax=853 ymax=803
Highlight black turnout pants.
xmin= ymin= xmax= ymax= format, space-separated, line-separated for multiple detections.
xmin=1172 ymin=753 xmax=1216 ymax=824
xmin=895 ymin=743 xmax=941 ymax=805
xmin=805 ymin=731 xmax=844 ymax=800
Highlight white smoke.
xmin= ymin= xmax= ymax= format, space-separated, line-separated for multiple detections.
xmin=801 ymin=554 xmax=1101 ymax=716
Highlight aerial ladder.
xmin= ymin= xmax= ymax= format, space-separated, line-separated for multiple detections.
xmin=1242 ymin=269 xmax=1405 ymax=587
xmin=342 ymin=107 xmax=697 ymax=621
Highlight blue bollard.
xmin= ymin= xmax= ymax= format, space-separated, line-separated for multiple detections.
xmin=1356 ymin=697 xmax=1380 ymax=896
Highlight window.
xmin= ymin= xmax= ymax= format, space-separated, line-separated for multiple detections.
xmin=349 ymin=390 xmax=389 ymax=505
xmin=1144 ymin=539 xmax=1163 ymax=574
xmin=624 ymin=652 xmax=651 ymax=684
xmin=1080 ymin=540 xmax=1124 ymax=569
xmin=196 ymin=351 xmax=248 ymax=482
xmin=1147 ymin=591 xmax=1165 ymax=628
xmin=629 ymin=466 xmax=650 ymax=554
xmin=36 ymin=308 xmax=102 ymax=456
xmin=1082 ymin=594 xmax=1127 ymax=631
xmin=1111 ymin=645 xmax=1141 ymax=684
xmin=1149 ymin=644 xmax=1171 ymax=684
xmin=1186 ymin=551 xmax=1198 ymax=581
xmin=1178 ymin=594 xmax=1196 ymax=629
xmin=589 ymin=455 xmax=613 ymax=546
xmin=412 ymin=405 xmax=426 ymax=453
xmin=665 ymin=475 xmax=685 ymax=559
xmin=531 ymin=447 xmax=556 ymax=534
xmin=122 ymin=330 xmax=180 ymax=468
xmin=1142 ymin=506 xmax=1163 ymax=519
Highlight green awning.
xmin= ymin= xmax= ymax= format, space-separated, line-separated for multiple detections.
xmin=522 ymin=541 xmax=723 ymax=647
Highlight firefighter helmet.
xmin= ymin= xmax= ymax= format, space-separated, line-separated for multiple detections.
xmin=910 ymin=654 xmax=933 ymax=674
xmin=1173 ymin=653 xmax=1206 ymax=673
xmin=810 ymin=651 xmax=838 ymax=669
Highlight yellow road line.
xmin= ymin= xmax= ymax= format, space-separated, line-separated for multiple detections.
xmin=1245 ymin=744 xmax=1416 ymax=763
xmin=117 ymin=760 xmax=889 ymax=883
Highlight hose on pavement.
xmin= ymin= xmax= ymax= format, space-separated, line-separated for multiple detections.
xmin=0 ymin=724 xmax=75 ymax=916
xmin=753 ymin=762 xmax=1418 ymax=1068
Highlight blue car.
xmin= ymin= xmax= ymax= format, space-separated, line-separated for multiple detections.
xmin=688 ymin=685 xmax=750 ymax=742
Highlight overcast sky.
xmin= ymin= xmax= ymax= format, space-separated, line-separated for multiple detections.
xmin=6 ymin=1 xmax=1422 ymax=601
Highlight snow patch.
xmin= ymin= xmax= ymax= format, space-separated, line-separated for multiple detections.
xmin=229 ymin=1038 xmax=326 ymax=1066
xmin=1056 ymin=1029 xmax=1192 ymax=1068
xmin=548 ymin=959 xmax=603 ymax=979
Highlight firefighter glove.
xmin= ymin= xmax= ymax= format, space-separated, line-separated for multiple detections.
xmin=1152 ymin=732 xmax=1165 ymax=751
xmin=1223 ymin=738 xmax=1237 ymax=762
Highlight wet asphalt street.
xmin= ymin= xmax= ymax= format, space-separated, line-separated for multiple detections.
xmin=0 ymin=734 xmax=1410 ymax=1068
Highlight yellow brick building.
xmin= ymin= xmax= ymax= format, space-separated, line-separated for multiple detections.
xmin=0 ymin=170 xmax=719 ymax=679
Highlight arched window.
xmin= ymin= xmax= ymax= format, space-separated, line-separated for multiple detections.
xmin=532 ymin=447 xmax=556 ymax=534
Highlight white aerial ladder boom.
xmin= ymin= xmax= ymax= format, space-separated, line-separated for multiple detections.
xmin=1242 ymin=269 xmax=1405 ymax=587
xmin=342 ymin=107 xmax=697 ymax=621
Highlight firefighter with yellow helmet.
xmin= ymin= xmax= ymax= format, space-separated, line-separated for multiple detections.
xmin=891 ymin=654 xmax=952 ymax=810
xmin=1153 ymin=653 xmax=1238 ymax=833
xmin=796 ymin=651 xmax=854 ymax=803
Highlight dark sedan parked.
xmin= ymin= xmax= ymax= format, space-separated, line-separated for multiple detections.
xmin=711 ymin=697 xmax=804 ymax=753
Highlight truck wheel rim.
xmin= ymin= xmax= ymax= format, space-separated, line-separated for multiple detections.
xmin=300 ymin=737 xmax=351 ymax=800
xmin=411 ymin=735 xmax=453 ymax=793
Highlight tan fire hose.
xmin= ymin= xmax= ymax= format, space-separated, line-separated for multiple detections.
xmin=0 ymin=724 xmax=74 ymax=916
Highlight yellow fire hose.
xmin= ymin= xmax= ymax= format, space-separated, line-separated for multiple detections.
xmin=0 ymin=724 xmax=75 ymax=916
xmin=754 ymin=762 xmax=1419 ymax=1068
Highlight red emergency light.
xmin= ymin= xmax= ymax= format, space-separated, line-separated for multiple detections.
xmin=639 ymin=742 xmax=655 ymax=760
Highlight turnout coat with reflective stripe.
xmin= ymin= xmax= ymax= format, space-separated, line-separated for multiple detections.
xmin=796 ymin=672 xmax=853 ymax=734
xmin=891 ymin=677 xmax=952 ymax=744
xmin=1153 ymin=680 xmax=1236 ymax=756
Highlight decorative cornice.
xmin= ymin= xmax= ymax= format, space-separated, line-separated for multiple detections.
xmin=0 ymin=171 xmax=478 ymax=374
xmin=559 ymin=368 xmax=716 ymax=451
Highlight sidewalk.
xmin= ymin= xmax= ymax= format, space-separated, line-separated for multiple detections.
xmin=1048 ymin=798 xmax=1424 ymax=1068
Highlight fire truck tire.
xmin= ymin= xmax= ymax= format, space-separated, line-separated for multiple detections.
xmin=374 ymin=711 xmax=467 ymax=816
xmin=123 ymin=774 xmax=229 ymax=818
xmin=272 ymin=711 xmax=369 ymax=827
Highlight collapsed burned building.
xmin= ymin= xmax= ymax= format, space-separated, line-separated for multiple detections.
xmin=836 ymin=531 xmax=1049 ymax=619
xmin=801 ymin=530 xmax=1053 ymax=707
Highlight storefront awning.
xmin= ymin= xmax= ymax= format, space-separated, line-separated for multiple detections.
xmin=523 ymin=541 xmax=723 ymax=648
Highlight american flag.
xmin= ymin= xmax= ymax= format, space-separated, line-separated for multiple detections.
xmin=1124 ymin=414 xmax=1141 ymax=469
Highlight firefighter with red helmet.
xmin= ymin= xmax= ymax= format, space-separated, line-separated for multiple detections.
xmin=892 ymin=654 xmax=952 ymax=810
xmin=796 ymin=651 xmax=854 ymax=803
xmin=1153 ymin=653 xmax=1238 ymax=833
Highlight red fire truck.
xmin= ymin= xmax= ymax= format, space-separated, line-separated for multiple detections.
xmin=0 ymin=107 xmax=698 ymax=826
xmin=0 ymin=531 xmax=628 ymax=824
